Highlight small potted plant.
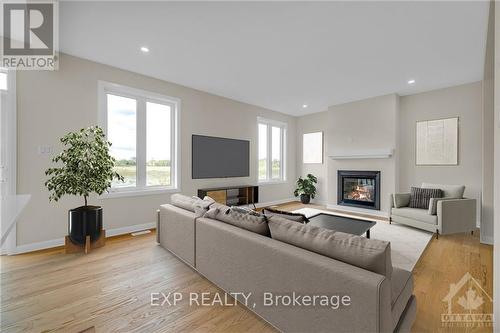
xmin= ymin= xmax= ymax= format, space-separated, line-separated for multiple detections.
xmin=45 ymin=126 xmax=123 ymax=245
xmin=294 ymin=174 xmax=318 ymax=204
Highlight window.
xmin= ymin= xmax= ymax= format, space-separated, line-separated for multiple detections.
xmin=99 ymin=82 xmax=179 ymax=196
xmin=0 ymin=70 xmax=7 ymax=91
xmin=258 ymin=117 xmax=286 ymax=182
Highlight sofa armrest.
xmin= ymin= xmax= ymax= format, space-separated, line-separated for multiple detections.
xmin=428 ymin=197 xmax=460 ymax=215
xmin=159 ymin=204 xmax=197 ymax=266
xmin=437 ymin=198 xmax=476 ymax=235
xmin=392 ymin=193 xmax=411 ymax=208
xmin=389 ymin=194 xmax=394 ymax=213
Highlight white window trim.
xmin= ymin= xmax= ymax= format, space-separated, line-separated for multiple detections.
xmin=1 ymin=68 xmax=20 ymax=255
xmin=97 ymin=81 xmax=181 ymax=198
xmin=257 ymin=117 xmax=287 ymax=184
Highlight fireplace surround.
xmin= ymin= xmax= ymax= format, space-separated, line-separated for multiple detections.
xmin=337 ymin=170 xmax=381 ymax=210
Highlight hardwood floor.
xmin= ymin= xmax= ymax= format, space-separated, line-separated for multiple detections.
xmin=1 ymin=202 xmax=493 ymax=333
xmin=0 ymin=233 xmax=275 ymax=333
xmin=276 ymin=202 xmax=494 ymax=333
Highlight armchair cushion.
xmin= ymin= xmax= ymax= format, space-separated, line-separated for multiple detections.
xmin=428 ymin=198 xmax=439 ymax=215
xmin=421 ymin=183 xmax=465 ymax=199
xmin=391 ymin=207 xmax=438 ymax=225
xmin=393 ymin=193 xmax=411 ymax=208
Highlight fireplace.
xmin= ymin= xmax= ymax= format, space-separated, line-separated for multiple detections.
xmin=337 ymin=170 xmax=380 ymax=210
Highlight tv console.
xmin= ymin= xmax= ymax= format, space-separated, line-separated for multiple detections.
xmin=198 ymin=185 xmax=258 ymax=206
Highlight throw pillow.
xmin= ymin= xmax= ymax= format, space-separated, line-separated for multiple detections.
xmin=230 ymin=206 xmax=261 ymax=216
xmin=208 ymin=203 xmax=269 ymax=235
xmin=262 ymin=207 xmax=309 ymax=223
xmin=192 ymin=196 xmax=215 ymax=218
xmin=203 ymin=202 xmax=229 ymax=219
xmin=204 ymin=206 xmax=219 ymax=219
xmin=268 ymin=215 xmax=392 ymax=278
xmin=409 ymin=187 xmax=443 ymax=209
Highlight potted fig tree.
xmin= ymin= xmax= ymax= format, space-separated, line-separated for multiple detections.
xmin=45 ymin=126 xmax=123 ymax=245
xmin=294 ymin=174 xmax=318 ymax=204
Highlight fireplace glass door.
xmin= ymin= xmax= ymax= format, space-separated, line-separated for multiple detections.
xmin=337 ymin=170 xmax=381 ymax=210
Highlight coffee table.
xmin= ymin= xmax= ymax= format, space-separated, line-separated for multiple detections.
xmin=307 ymin=213 xmax=376 ymax=238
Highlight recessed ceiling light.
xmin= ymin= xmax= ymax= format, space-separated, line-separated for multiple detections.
xmin=407 ymin=79 xmax=416 ymax=85
xmin=302 ymin=104 xmax=308 ymax=108
xmin=140 ymin=46 xmax=150 ymax=53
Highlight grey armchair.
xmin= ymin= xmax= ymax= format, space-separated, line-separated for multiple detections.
xmin=389 ymin=183 xmax=476 ymax=238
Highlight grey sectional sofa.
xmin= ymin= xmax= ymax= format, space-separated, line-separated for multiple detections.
xmin=158 ymin=195 xmax=416 ymax=332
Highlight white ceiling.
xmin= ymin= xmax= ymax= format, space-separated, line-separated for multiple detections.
xmin=60 ymin=1 xmax=490 ymax=116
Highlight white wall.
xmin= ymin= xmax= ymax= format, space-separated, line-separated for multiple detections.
xmin=16 ymin=54 xmax=296 ymax=247
xmin=297 ymin=85 xmax=484 ymax=223
xmin=399 ymin=82 xmax=483 ymax=226
xmin=327 ymin=94 xmax=398 ymax=214
xmin=296 ymin=94 xmax=398 ymax=214
xmin=296 ymin=111 xmax=329 ymax=204
xmin=493 ymin=0 xmax=499 ymax=327
xmin=483 ymin=0 xmax=495 ymax=245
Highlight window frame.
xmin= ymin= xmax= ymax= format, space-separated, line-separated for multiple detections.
xmin=98 ymin=81 xmax=180 ymax=198
xmin=257 ymin=117 xmax=287 ymax=184
xmin=0 ymin=68 xmax=8 ymax=92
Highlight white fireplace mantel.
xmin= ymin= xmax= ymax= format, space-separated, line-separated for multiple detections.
xmin=329 ymin=148 xmax=394 ymax=159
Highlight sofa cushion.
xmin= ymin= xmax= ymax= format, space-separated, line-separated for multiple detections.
xmin=171 ymin=194 xmax=198 ymax=212
xmin=391 ymin=267 xmax=413 ymax=329
xmin=409 ymin=187 xmax=442 ymax=209
xmin=421 ymin=183 xmax=465 ymax=199
xmin=262 ymin=207 xmax=309 ymax=223
xmin=171 ymin=194 xmax=215 ymax=217
xmin=207 ymin=203 xmax=270 ymax=236
xmin=393 ymin=193 xmax=411 ymax=208
xmin=268 ymin=215 xmax=393 ymax=278
xmin=391 ymin=207 xmax=438 ymax=225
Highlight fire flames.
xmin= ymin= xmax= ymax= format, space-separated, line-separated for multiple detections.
xmin=346 ymin=185 xmax=373 ymax=202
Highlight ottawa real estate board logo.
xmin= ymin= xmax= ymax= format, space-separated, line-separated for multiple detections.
xmin=1 ymin=1 xmax=58 ymax=70
xmin=441 ymin=272 xmax=493 ymax=328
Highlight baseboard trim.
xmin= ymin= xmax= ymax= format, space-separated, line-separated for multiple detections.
xmin=105 ymin=222 xmax=155 ymax=237
xmin=480 ymin=235 xmax=493 ymax=245
xmin=253 ymin=197 xmax=297 ymax=208
xmin=13 ymin=238 xmax=65 ymax=254
xmin=326 ymin=204 xmax=389 ymax=218
xmin=310 ymin=199 xmax=328 ymax=206
xmin=13 ymin=222 xmax=156 ymax=255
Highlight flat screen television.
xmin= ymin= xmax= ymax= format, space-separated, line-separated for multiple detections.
xmin=192 ymin=135 xmax=250 ymax=179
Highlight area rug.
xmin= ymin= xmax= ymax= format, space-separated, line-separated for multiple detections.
xmin=292 ymin=207 xmax=433 ymax=271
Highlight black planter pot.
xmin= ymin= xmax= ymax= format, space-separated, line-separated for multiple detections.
xmin=300 ymin=194 xmax=311 ymax=204
xmin=68 ymin=206 xmax=103 ymax=245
